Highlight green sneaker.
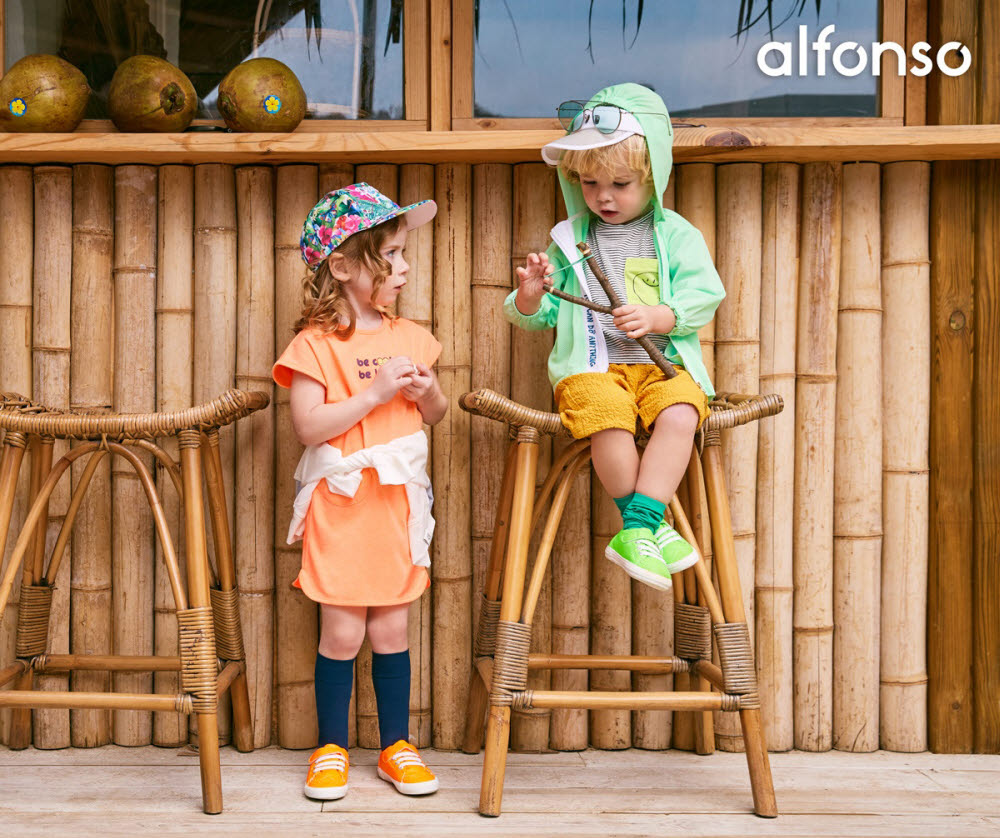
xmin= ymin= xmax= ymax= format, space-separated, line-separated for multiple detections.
xmin=605 ymin=527 xmax=673 ymax=591
xmin=653 ymin=521 xmax=700 ymax=573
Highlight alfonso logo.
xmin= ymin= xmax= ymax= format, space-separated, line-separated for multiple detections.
xmin=758 ymin=25 xmax=971 ymax=78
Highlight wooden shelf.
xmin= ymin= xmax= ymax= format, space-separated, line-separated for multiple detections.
xmin=0 ymin=125 xmax=998 ymax=165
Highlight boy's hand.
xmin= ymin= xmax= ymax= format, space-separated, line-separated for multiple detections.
xmin=370 ymin=355 xmax=416 ymax=405
xmin=612 ymin=304 xmax=676 ymax=339
xmin=514 ymin=252 xmax=554 ymax=315
xmin=400 ymin=362 xmax=435 ymax=403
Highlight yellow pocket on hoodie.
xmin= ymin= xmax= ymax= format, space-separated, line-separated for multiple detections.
xmin=624 ymin=257 xmax=660 ymax=306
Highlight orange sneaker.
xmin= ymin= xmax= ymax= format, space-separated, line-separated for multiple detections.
xmin=304 ymin=743 xmax=349 ymax=800
xmin=377 ymin=740 xmax=440 ymax=795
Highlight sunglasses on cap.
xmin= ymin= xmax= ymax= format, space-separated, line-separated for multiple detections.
xmin=556 ymin=100 xmax=671 ymax=135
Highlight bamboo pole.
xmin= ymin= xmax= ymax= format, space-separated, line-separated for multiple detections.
xmin=399 ymin=163 xmax=435 ymax=747
xmin=926 ymin=0 xmax=976 ymax=756
xmin=756 ymin=163 xmax=799 ymax=752
xmin=794 ymin=162 xmax=842 ymax=752
xmin=713 ymin=163 xmax=763 ymax=752
xmin=193 ymin=163 xmax=237 ymax=746
xmin=70 ymin=164 xmax=114 ymax=747
xmin=235 ymin=165 xmax=275 ymax=748
xmin=317 ymin=163 xmax=356 ymax=745
xmin=590 ymin=479 xmax=631 ymax=749
xmin=509 ymin=163 xmax=555 ymax=752
xmin=0 ymin=166 xmax=33 ymax=745
xmin=431 ymin=163 xmax=472 ymax=749
xmin=882 ymin=162 xmax=931 ymax=751
xmin=353 ymin=164 xmax=400 ymax=749
xmin=31 ymin=166 xmax=73 ymax=748
xmin=274 ymin=164 xmax=321 ymax=749
xmin=153 ymin=165 xmax=193 ymax=746
xmin=675 ymin=164 xmax=717 ymax=381
xmin=833 ymin=163 xmax=882 ymax=752
xmin=112 ymin=165 xmax=158 ymax=746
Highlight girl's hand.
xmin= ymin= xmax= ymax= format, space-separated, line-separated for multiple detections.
xmin=612 ymin=304 xmax=676 ymax=339
xmin=400 ymin=362 xmax=435 ymax=403
xmin=513 ymin=252 xmax=554 ymax=315
xmin=369 ymin=355 xmax=416 ymax=405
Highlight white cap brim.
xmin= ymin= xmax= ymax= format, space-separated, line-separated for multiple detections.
xmin=541 ymin=109 xmax=645 ymax=166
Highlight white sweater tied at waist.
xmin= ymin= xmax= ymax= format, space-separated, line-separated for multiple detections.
xmin=286 ymin=429 xmax=434 ymax=568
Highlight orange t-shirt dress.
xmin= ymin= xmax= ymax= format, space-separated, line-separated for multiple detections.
xmin=273 ymin=316 xmax=442 ymax=606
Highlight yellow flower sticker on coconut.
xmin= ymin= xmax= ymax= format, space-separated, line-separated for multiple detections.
xmin=9 ymin=98 xmax=26 ymax=116
xmin=264 ymin=95 xmax=282 ymax=114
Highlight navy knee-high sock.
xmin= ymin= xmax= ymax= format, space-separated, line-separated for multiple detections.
xmin=371 ymin=650 xmax=411 ymax=750
xmin=314 ymin=652 xmax=354 ymax=748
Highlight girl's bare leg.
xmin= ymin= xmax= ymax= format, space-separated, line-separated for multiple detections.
xmin=635 ymin=403 xmax=699 ymax=504
xmin=366 ymin=602 xmax=411 ymax=654
xmin=319 ymin=604 xmax=367 ymax=659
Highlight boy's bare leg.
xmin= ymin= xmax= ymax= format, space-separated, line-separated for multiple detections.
xmin=589 ymin=428 xmax=640 ymax=499
xmin=635 ymin=403 xmax=700 ymax=504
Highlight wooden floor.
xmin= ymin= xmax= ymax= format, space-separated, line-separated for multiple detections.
xmin=1 ymin=745 xmax=998 ymax=837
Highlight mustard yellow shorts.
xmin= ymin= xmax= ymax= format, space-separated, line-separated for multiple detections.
xmin=555 ymin=364 xmax=710 ymax=439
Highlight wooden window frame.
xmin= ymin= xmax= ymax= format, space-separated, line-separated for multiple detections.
xmin=450 ymin=0 xmax=918 ymax=130
xmin=0 ymin=0 xmax=430 ymax=132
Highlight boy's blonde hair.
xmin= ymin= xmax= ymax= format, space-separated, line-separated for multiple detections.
xmin=558 ymin=134 xmax=652 ymax=184
xmin=294 ymin=215 xmax=404 ymax=338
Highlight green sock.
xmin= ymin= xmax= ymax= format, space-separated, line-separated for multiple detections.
xmin=613 ymin=493 xmax=635 ymax=518
xmin=622 ymin=492 xmax=665 ymax=532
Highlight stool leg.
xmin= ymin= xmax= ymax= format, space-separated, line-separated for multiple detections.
xmin=703 ymin=442 xmax=777 ymax=818
xmin=464 ymin=442 xmax=518 ymax=754
xmin=201 ymin=431 xmax=253 ymax=754
xmin=179 ymin=435 xmax=223 ymax=814
xmin=480 ymin=432 xmax=538 ymax=817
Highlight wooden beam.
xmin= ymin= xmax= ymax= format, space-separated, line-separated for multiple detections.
xmin=403 ymin=0 xmax=429 ymax=122
xmin=881 ymin=0 xmax=906 ymax=121
xmin=429 ymin=0 xmax=451 ymax=130
xmin=451 ymin=0 xmax=474 ymax=120
xmin=0 ymin=125 xmax=999 ymax=165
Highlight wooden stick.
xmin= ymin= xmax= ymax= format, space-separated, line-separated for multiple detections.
xmin=36 ymin=655 xmax=181 ymax=672
xmin=528 ymin=654 xmax=678 ymax=672
xmin=70 ymin=163 xmax=114 ymax=748
xmin=525 ymin=691 xmax=730 ymax=711
xmin=576 ymin=243 xmax=677 ymax=378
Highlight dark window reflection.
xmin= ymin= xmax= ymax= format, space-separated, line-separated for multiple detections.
xmin=473 ymin=0 xmax=879 ymax=119
xmin=4 ymin=0 xmax=404 ymax=121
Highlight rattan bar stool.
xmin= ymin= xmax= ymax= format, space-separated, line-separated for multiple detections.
xmin=0 ymin=388 xmax=268 ymax=814
xmin=460 ymin=388 xmax=782 ymax=818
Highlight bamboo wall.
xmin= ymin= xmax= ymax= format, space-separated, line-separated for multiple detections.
xmin=0 ymin=156 xmax=977 ymax=755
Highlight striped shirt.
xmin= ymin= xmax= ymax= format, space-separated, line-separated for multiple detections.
xmin=584 ymin=210 xmax=678 ymax=364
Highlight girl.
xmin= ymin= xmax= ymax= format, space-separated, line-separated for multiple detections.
xmin=273 ymin=183 xmax=447 ymax=801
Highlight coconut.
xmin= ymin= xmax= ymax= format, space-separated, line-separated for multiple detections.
xmin=0 ymin=54 xmax=90 ymax=132
xmin=108 ymin=55 xmax=197 ymax=132
xmin=217 ymin=57 xmax=306 ymax=132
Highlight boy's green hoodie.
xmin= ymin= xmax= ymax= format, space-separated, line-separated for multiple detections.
xmin=503 ymin=82 xmax=725 ymax=397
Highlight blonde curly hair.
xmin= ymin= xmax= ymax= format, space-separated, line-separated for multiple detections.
xmin=293 ymin=215 xmax=404 ymax=338
xmin=558 ymin=134 xmax=652 ymax=185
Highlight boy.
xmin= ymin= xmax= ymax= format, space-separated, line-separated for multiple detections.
xmin=506 ymin=82 xmax=725 ymax=591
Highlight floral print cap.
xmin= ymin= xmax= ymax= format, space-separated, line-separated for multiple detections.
xmin=300 ymin=182 xmax=437 ymax=271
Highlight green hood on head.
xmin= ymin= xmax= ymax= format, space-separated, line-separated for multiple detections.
xmin=555 ymin=82 xmax=674 ymax=223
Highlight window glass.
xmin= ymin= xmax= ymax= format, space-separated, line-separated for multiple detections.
xmin=474 ymin=0 xmax=879 ymax=118
xmin=4 ymin=0 xmax=404 ymax=120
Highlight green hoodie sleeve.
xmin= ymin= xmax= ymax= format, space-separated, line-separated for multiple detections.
xmin=661 ymin=221 xmax=726 ymax=338
xmin=502 ymin=241 xmax=566 ymax=331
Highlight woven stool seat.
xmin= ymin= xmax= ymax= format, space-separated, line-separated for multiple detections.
xmin=460 ymin=389 xmax=782 ymax=818
xmin=0 ymin=388 xmax=268 ymax=441
xmin=0 ymin=388 xmax=269 ymax=814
